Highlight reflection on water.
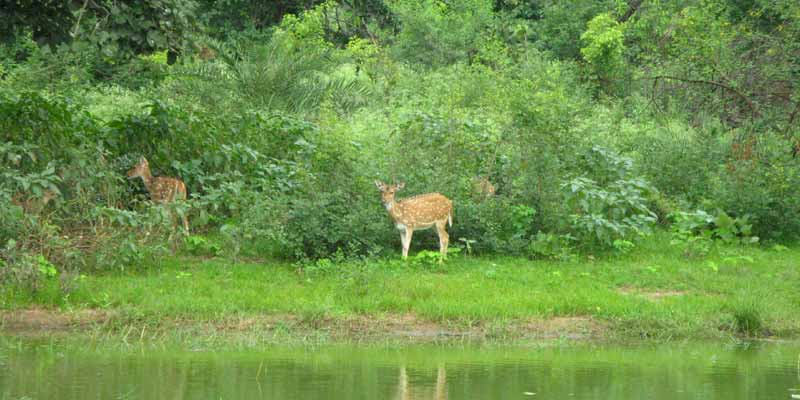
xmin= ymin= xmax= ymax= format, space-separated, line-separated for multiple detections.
xmin=0 ymin=339 xmax=798 ymax=399
xmin=396 ymin=365 xmax=447 ymax=400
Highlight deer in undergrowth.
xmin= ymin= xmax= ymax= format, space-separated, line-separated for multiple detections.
xmin=374 ymin=180 xmax=453 ymax=260
xmin=472 ymin=176 xmax=496 ymax=201
xmin=11 ymin=189 xmax=59 ymax=215
xmin=127 ymin=157 xmax=189 ymax=232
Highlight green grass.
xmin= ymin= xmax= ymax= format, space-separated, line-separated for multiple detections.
xmin=3 ymin=233 xmax=800 ymax=341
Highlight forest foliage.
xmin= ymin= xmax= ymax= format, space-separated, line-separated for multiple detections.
xmin=1 ymin=0 xmax=799 ymax=284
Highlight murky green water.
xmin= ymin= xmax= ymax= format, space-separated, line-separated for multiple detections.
xmin=1 ymin=338 xmax=798 ymax=399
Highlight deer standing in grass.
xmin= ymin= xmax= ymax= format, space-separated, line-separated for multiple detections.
xmin=374 ymin=181 xmax=452 ymax=259
xmin=127 ymin=157 xmax=189 ymax=232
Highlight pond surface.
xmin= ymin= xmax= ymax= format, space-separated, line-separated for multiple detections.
xmin=0 ymin=338 xmax=798 ymax=399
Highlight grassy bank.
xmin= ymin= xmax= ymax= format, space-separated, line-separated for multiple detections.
xmin=2 ymin=235 xmax=799 ymax=343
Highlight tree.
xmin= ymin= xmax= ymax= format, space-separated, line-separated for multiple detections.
xmin=580 ymin=13 xmax=626 ymax=93
xmin=1 ymin=0 xmax=199 ymax=64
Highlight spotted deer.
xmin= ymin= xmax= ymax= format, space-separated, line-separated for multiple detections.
xmin=127 ymin=157 xmax=189 ymax=232
xmin=374 ymin=181 xmax=453 ymax=259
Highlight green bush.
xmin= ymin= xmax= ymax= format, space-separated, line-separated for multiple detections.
xmin=580 ymin=13 xmax=626 ymax=93
xmin=710 ymin=135 xmax=800 ymax=241
xmin=563 ymin=147 xmax=657 ymax=249
xmin=630 ymin=123 xmax=725 ymax=205
xmin=389 ymin=0 xmax=494 ymax=67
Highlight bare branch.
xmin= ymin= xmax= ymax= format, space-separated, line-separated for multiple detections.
xmin=70 ymin=0 xmax=90 ymax=38
xmin=644 ymin=75 xmax=759 ymax=119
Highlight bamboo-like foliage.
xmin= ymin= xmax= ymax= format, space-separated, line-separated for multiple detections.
xmin=178 ymin=37 xmax=372 ymax=114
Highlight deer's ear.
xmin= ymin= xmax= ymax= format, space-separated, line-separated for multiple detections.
xmin=374 ymin=180 xmax=384 ymax=190
xmin=397 ymin=182 xmax=405 ymax=190
xmin=139 ymin=157 xmax=147 ymax=164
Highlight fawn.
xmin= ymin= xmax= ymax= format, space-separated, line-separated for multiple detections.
xmin=472 ymin=176 xmax=496 ymax=200
xmin=11 ymin=189 xmax=59 ymax=214
xmin=127 ymin=157 xmax=189 ymax=232
xmin=374 ymin=180 xmax=453 ymax=259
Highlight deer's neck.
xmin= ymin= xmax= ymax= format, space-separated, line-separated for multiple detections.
xmin=139 ymin=169 xmax=155 ymax=194
xmin=383 ymin=198 xmax=403 ymax=221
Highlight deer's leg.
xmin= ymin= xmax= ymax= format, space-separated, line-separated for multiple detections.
xmin=436 ymin=221 xmax=449 ymax=260
xmin=399 ymin=229 xmax=407 ymax=258
xmin=182 ymin=214 xmax=189 ymax=233
xmin=168 ymin=209 xmax=179 ymax=253
xmin=402 ymin=228 xmax=413 ymax=259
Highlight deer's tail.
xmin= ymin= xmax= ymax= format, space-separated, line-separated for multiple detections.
xmin=448 ymin=211 xmax=452 ymax=227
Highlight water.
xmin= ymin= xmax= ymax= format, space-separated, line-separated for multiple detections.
xmin=1 ymin=338 xmax=798 ymax=399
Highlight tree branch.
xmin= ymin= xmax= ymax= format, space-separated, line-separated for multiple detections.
xmin=785 ymin=100 xmax=800 ymax=135
xmin=70 ymin=0 xmax=90 ymax=38
xmin=645 ymin=75 xmax=759 ymax=118
xmin=618 ymin=0 xmax=644 ymax=23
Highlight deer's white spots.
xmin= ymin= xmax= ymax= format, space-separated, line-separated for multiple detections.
xmin=375 ymin=180 xmax=452 ymax=260
xmin=127 ymin=157 xmax=189 ymax=232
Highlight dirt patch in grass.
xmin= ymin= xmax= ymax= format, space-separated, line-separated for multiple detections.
xmin=1 ymin=309 xmax=607 ymax=342
xmin=521 ymin=316 xmax=606 ymax=340
xmin=1 ymin=308 xmax=115 ymax=336
xmin=617 ymin=287 xmax=687 ymax=301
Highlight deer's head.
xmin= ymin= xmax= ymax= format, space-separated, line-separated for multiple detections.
xmin=374 ymin=180 xmax=405 ymax=205
xmin=472 ymin=176 xmax=496 ymax=197
xmin=127 ymin=157 xmax=150 ymax=179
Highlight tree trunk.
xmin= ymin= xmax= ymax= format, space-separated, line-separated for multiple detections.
xmin=618 ymin=0 xmax=644 ymax=23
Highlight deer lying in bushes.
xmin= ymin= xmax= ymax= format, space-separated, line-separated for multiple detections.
xmin=11 ymin=189 xmax=59 ymax=214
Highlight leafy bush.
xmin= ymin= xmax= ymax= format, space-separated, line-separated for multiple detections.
xmin=451 ymin=197 xmax=531 ymax=255
xmin=629 ymin=122 xmax=725 ymax=205
xmin=709 ymin=136 xmax=800 ymax=241
xmin=669 ymin=210 xmax=715 ymax=257
xmin=89 ymin=206 xmax=174 ymax=271
xmin=580 ymin=13 xmax=626 ymax=92
xmin=389 ymin=0 xmax=494 ymax=67
xmin=669 ymin=208 xmax=759 ymax=257
xmin=563 ymin=147 xmax=657 ymax=249
xmin=184 ymin=235 xmax=222 ymax=257
xmin=528 ymin=232 xmax=576 ymax=260
xmin=0 ymin=244 xmax=58 ymax=294
xmin=528 ymin=0 xmax=617 ymax=60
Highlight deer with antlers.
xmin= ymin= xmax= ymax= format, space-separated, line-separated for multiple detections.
xmin=127 ymin=157 xmax=189 ymax=232
xmin=374 ymin=180 xmax=453 ymax=260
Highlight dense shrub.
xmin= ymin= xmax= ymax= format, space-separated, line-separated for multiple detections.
xmin=709 ymin=135 xmax=800 ymax=241
xmin=389 ymin=0 xmax=494 ymax=67
xmin=2 ymin=0 xmax=799 ymax=285
xmin=630 ymin=122 xmax=726 ymax=204
xmin=563 ymin=146 xmax=657 ymax=249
